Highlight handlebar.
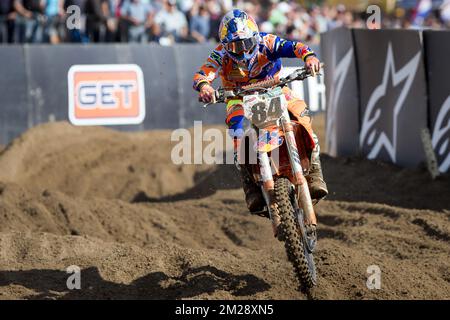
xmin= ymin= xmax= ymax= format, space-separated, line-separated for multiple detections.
xmin=202 ymin=63 xmax=324 ymax=107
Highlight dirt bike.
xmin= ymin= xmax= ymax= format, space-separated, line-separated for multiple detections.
xmin=202 ymin=66 xmax=322 ymax=291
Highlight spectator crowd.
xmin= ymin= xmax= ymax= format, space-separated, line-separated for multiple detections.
xmin=0 ymin=0 xmax=449 ymax=45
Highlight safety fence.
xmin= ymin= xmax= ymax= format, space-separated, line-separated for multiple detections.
xmin=0 ymin=43 xmax=322 ymax=145
xmin=321 ymin=28 xmax=449 ymax=172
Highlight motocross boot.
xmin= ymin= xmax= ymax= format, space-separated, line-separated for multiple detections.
xmin=306 ymin=133 xmax=328 ymax=200
xmin=236 ymin=162 xmax=265 ymax=213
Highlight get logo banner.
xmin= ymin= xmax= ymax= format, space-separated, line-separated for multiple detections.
xmin=68 ymin=64 xmax=145 ymax=126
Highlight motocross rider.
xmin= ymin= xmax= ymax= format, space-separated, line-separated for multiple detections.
xmin=193 ymin=9 xmax=328 ymax=213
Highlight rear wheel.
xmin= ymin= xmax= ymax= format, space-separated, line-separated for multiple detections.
xmin=274 ymin=177 xmax=317 ymax=291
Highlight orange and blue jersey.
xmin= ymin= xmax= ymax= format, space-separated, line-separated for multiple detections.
xmin=193 ymin=33 xmax=316 ymax=138
xmin=193 ymin=32 xmax=316 ymax=91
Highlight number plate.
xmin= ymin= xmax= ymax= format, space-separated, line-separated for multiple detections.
xmin=243 ymin=87 xmax=287 ymax=128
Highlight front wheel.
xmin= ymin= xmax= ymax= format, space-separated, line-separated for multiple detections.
xmin=274 ymin=177 xmax=317 ymax=291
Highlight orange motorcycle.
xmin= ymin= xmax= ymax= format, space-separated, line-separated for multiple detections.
xmin=204 ymin=66 xmax=321 ymax=291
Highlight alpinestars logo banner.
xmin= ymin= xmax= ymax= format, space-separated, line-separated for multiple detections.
xmin=432 ymin=96 xmax=450 ymax=172
xmin=360 ymin=43 xmax=421 ymax=163
xmin=326 ymin=46 xmax=353 ymax=156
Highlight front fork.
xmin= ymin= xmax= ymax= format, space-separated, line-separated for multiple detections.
xmin=258 ymin=151 xmax=279 ymax=235
xmin=281 ymin=112 xmax=317 ymax=226
xmin=258 ymin=111 xmax=317 ymax=233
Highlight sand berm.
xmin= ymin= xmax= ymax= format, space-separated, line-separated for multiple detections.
xmin=0 ymin=116 xmax=448 ymax=299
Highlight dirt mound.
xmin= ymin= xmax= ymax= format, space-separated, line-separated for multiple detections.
xmin=0 ymin=119 xmax=449 ymax=300
xmin=0 ymin=122 xmax=216 ymax=201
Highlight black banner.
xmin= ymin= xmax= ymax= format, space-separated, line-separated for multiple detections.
xmin=128 ymin=44 xmax=180 ymax=130
xmin=423 ymin=30 xmax=450 ymax=173
xmin=353 ymin=29 xmax=427 ymax=168
xmin=321 ymin=27 xmax=359 ymax=157
xmin=25 ymin=44 xmax=118 ymax=126
xmin=0 ymin=299 xmax=440 ymax=318
xmin=172 ymin=43 xmax=223 ymax=128
xmin=0 ymin=46 xmax=29 ymax=145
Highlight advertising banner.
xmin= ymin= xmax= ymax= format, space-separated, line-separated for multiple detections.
xmin=68 ymin=64 xmax=145 ymax=126
xmin=321 ymin=27 xmax=360 ymax=157
xmin=423 ymin=30 xmax=450 ymax=173
xmin=353 ymin=29 xmax=428 ymax=168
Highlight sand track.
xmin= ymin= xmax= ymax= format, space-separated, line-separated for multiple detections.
xmin=0 ymin=121 xmax=449 ymax=299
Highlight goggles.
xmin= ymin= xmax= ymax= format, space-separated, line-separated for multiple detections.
xmin=225 ymin=36 xmax=258 ymax=54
